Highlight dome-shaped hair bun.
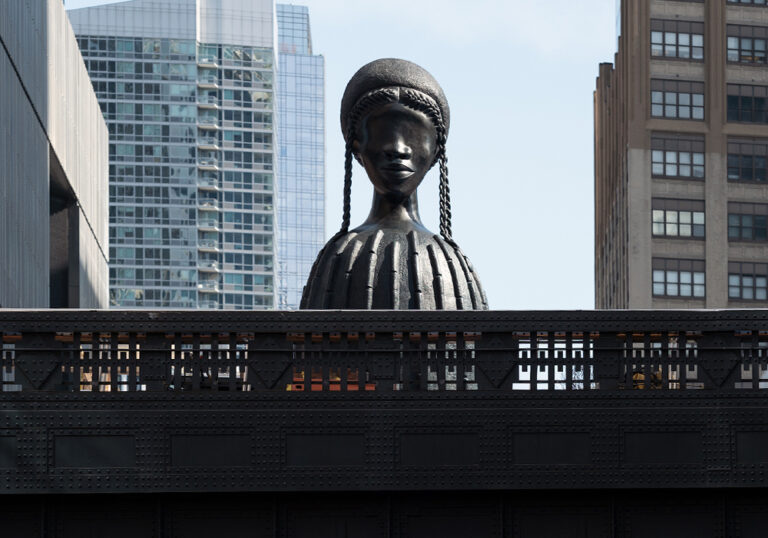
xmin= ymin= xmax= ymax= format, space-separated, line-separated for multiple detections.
xmin=340 ymin=58 xmax=450 ymax=139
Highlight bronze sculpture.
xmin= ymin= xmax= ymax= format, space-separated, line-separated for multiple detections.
xmin=301 ymin=59 xmax=487 ymax=310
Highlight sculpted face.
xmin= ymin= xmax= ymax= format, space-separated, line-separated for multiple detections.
xmin=353 ymin=102 xmax=438 ymax=199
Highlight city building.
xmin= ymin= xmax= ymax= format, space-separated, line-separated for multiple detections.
xmin=68 ymin=0 xmax=324 ymax=310
xmin=276 ymin=4 xmax=325 ymax=310
xmin=595 ymin=0 xmax=768 ymax=309
xmin=0 ymin=0 xmax=109 ymax=308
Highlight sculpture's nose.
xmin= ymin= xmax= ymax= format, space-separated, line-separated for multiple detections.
xmin=383 ymin=139 xmax=412 ymax=160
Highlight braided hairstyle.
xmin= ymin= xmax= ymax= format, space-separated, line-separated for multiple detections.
xmin=336 ymin=86 xmax=453 ymax=243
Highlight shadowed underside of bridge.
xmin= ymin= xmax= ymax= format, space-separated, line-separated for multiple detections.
xmin=1 ymin=309 xmax=768 ymax=537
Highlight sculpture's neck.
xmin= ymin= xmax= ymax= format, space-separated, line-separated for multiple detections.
xmin=362 ymin=191 xmax=423 ymax=228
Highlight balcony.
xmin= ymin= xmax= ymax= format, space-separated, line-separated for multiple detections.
xmin=197 ymin=95 xmax=219 ymax=108
xmin=197 ymin=260 xmax=220 ymax=272
xmin=197 ymin=280 xmax=220 ymax=293
xmin=197 ymin=199 xmax=219 ymax=211
xmin=197 ymin=136 xmax=219 ymax=150
xmin=197 ymin=239 xmax=219 ymax=252
xmin=197 ymin=158 xmax=218 ymax=170
xmin=197 ymin=56 xmax=218 ymax=68
xmin=197 ymin=75 xmax=218 ymax=88
xmin=197 ymin=176 xmax=219 ymax=191
xmin=197 ymin=218 xmax=219 ymax=231
xmin=197 ymin=300 xmax=219 ymax=309
xmin=196 ymin=116 xmax=219 ymax=130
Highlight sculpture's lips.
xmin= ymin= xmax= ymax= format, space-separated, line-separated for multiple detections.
xmin=381 ymin=163 xmax=413 ymax=172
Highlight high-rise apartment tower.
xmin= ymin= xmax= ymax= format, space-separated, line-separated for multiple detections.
xmin=276 ymin=4 xmax=325 ymax=309
xmin=595 ymin=0 xmax=768 ymax=309
xmin=68 ymin=0 xmax=324 ymax=310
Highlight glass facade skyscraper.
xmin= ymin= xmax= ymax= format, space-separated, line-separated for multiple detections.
xmin=276 ymin=5 xmax=325 ymax=309
xmin=68 ymin=0 xmax=324 ymax=310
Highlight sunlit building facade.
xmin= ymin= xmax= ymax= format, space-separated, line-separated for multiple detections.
xmin=276 ymin=4 xmax=325 ymax=309
xmin=68 ymin=0 xmax=289 ymax=309
xmin=595 ymin=0 xmax=768 ymax=309
xmin=1 ymin=0 xmax=108 ymax=309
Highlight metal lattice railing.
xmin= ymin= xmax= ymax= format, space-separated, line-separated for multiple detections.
xmin=1 ymin=309 xmax=767 ymax=393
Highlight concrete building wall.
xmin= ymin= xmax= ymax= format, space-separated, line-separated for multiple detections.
xmin=0 ymin=0 xmax=109 ymax=308
xmin=0 ymin=46 xmax=50 ymax=308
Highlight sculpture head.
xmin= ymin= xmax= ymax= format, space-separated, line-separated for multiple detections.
xmin=337 ymin=59 xmax=454 ymax=240
xmin=353 ymin=92 xmax=438 ymax=199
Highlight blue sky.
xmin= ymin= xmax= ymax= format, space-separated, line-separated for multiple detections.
xmin=65 ymin=0 xmax=618 ymax=309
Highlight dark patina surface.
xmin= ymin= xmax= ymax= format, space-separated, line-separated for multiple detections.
xmin=301 ymin=59 xmax=487 ymax=310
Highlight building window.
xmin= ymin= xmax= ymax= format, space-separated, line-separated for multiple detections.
xmin=652 ymin=258 xmax=705 ymax=298
xmin=727 ymin=84 xmax=768 ymax=123
xmin=652 ymin=199 xmax=705 ymax=238
xmin=728 ymin=202 xmax=768 ymax=241
xmin=651 ymin=20 xmax=704 ymax=60
xmin=727 ymin=25 xmax=768 ymax=64
xmin=727 ymin=0 xmax=768 ymax=5
xmin=727 ymin=137 xmax=768 ymax=182
xmin=651 ymin=132 xmax=705 ymax=179
xmin=729 ymin=262 xmax=768 ymax=301
xmin=651 ymin=80 xmax=705 ymax=120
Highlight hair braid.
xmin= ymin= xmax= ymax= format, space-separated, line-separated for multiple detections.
xmin=402 ymin=89 xmax=454 ymax=243
xmin=438 ymin=139 xmax=452 ymax=242
xmin=340 ymin=136 xmax=354 ymax=233
xmin=336 ymin=87 xmax=399 ymax=237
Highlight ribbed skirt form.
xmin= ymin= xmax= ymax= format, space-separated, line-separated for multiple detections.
xmin=300 ymin=227 xmax=488 ymax=310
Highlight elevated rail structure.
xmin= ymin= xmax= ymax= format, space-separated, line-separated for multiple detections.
xmin=1 ymin=309 xmax=767 ymax=537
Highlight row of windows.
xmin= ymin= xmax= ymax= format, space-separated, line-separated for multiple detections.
xmin=728 ymin=202 xmax=768 ymax=241
xmin=729 ymin=262 xmax=768 ymax=300
xmin=93 ymin=81 xmax=196 ymax=102
xmin=198 ymin=44 xmax=273 ymax=67
xmin=650 ymin=20 xmax=768 ymax=65
xmin=650 ymin=20 xmax=704 ymax=60
xmin=222 ymin=109 xmax=273 ymax=129
xmin=111 ymin=226 xmax=196 ymax=245
xmin=728 ymin=84 xmax=768 ymax=123
xmin=651 ymin=80 xmax=705 ymax=120
xmin=650 ymin=200 xmax=768 ymax=242
xmin=78 ymin=37 xmax=273 ymax=67
xmin=109 ymin=123 xmax=195 ymax=143
xmin=727 ymin=0 xmax=768 ymax=6
xmin=111 ymin=267 xmax=196 ymax=282
xmin=222 ymin=273 xmax=274 ymax=292
xmin=110 ymin=206 xmax=196 ymax=226
xmin=222 ymin=191 xmax=273 ymax=210
xmin=222 ymin=252 xmax=273 ymax=272
xmin=87 ymin=60 xmax=197 ymax=81
xmin=727 ymin=24 xmax=768 ymax=64
xmin=727 ymin=156 xmax=768 ymax=182
xmin=652 ymin=258 xmax=706 ymax=298
xmin=651 ymin=149 xmax=704 ymax=179
xmin=110 ymin=247 xmax=194 ymax=266
xmin=78 ymin=36 xmax=196 ymax=58
xmin=648 ymin=258 xmax=768 ymax=302
xmin=729 ymin=214 xmax=768 ymax=240
xmin=110 ymin=288 xmax=197 ymax=308
xmin=649 ymin=82 xmax=768 ymax=125
xmin=652 ymin=134 xmax=768 ymax=184
xmin=651 ymin=133 xmax=705 ymax=179
xmin=221 ymin=294 xmax=274 ymax=308
xmin=651 ymin=198 xmax=705 ymax=239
